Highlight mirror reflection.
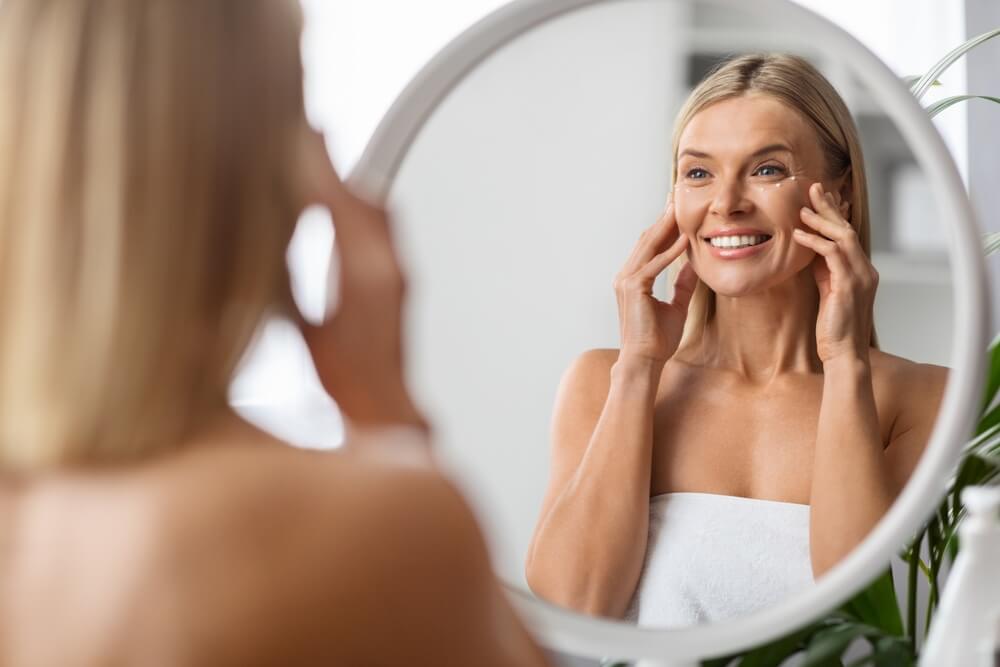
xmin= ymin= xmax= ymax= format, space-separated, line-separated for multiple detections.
xmin=387 ymin=0 xmax=953 ymax=628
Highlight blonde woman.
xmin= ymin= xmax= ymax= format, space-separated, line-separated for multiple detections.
xmin=525 ymin=54 xmax=949 ymax=626
xmin=0 ymin=1 xmax=552 ymax=665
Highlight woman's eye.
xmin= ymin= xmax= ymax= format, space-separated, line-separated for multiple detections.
xmin=686 ymin=168 xmax=709 ymax=180
xmin=755 ymin=165 xmax=786 ymax=177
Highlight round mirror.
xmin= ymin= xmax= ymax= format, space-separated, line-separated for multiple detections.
xmin=345 ymin=0 xmax=988 ymax=662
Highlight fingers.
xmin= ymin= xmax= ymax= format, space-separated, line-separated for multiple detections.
xmin=300 ymin=128 xmax=346 ymax=207
xmin=621 ymin=201 xmax=681 ymax=274
xmin=800 ymin=182 xmax=871 ymax=276
xmin=792 ymin=227 xmax=850 ymax=276
xmin=800 ymin=183 xmax=852 ymax=240
xmin=295 ymin=131 xmax=406 ymax=344
xmin=302 ymin=130 xmax=392 ymax=241
xmin=671 ymin=261 xmax=698 ymax=313
xmin=635 ymin=233 xmax=689 ymax=283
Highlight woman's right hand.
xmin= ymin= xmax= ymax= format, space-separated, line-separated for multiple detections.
xmin=613 ymin=198 xmax=698 ymax=365
xmin=296 ymin=130 xmax=428 ymax=433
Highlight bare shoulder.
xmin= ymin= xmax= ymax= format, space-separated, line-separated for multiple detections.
xmin=869 ymin=348 xmax=949 ymax=420
xmin=561 ymin=348 xmax=619 ymax=389
xmin=553 ymin=349 xmax=620 ymax=419
xmin=145 ymin=444 xmax=546 ymax=666
xmin=869 ymin=349 xmax=950 ymax=492
xmin=549 ymin=349 xmax=620 ymax=454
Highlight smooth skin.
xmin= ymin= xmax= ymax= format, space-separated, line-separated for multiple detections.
xmin=0 ymin=130 xmax=551 ymax=667
xmin=525 ymin=94 xmax=947 ymax=619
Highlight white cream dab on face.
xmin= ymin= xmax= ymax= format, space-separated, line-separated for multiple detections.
xmin=674 ymin=175 xmax=800 ymax=197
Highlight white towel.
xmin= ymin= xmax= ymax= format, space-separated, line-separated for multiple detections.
xmin=623 ymin=492 xmax=814 ymax=627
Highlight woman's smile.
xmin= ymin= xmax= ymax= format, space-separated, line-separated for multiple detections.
xmin=699 ymin=226 xmax=775 ymax=260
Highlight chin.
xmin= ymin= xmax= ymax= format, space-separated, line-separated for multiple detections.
xmin=700 ymin=278 xmax=764 ymax=298
xmin=690 ymin=252 xmax=814 ymax=298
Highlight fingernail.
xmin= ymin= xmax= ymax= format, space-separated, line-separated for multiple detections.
xmin=793 ymin=228 xmax=806 ymax=235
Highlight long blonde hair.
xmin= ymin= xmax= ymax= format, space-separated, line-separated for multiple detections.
xmin=669 ymin=53 xmax=879 ymax=357
xmin=0 ymin=0 xmax=307 ymax=470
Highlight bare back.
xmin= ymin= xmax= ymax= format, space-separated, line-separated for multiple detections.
xmin=0 ymin=426 xmax=550 ymax=667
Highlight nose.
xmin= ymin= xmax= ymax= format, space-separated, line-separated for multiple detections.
xmin=708 ymin=174 xmax=753 ymax=218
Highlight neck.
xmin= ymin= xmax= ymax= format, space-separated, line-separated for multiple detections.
xmin=686 ymin=268 xmax=823 ymax=381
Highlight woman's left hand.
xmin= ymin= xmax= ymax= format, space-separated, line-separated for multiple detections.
xmin=792 ymin=182 xmax=878 ymax=364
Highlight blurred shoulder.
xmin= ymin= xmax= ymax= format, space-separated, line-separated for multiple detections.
xmin=159 ymin=438 xmax=482 ymax=570
xmin=144 ymin=440 xmax=494 ymax=664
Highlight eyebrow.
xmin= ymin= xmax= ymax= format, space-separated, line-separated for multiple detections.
xmin=678 ymin=143 xmax=794 ymax=160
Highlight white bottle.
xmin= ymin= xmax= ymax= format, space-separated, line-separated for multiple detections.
xmin=921 ymin=486 xmax=1000 ymax=666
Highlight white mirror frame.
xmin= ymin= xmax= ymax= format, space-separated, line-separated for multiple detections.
xmin=347 ymin=0 xmax=991 ymax=663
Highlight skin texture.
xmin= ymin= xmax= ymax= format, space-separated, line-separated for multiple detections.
xmin=525 ymin=94 xmax=948 ymax=619
xmin=0 ymin=130 xmax=551 ymax=667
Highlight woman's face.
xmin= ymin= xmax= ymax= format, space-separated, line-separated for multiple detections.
xmin=674 ymin=93 xmax=848 ymax=297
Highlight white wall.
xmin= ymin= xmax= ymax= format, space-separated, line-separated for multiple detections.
xmin=389 ymin=0 xmax=688 ymax=588
xmin=965 ymin=0 xmax=1000 ymax=335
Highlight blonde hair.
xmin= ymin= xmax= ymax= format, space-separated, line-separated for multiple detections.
xmin=668 ymin=53 xmax=879 ymax=357
xmin=0 ymin=0 xmax=307 ymax=470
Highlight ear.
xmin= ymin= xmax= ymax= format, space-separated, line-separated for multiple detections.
xmin=833 ymin=168 xmax=853 ymax=219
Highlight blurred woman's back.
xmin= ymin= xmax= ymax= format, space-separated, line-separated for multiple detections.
xmin=0 ymin=2 xmax=550 ymax=665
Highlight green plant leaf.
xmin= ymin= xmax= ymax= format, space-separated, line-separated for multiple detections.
xmin=925 ymin=94 xmax=1000 ymax=118
xmin=977 ymin=403 xmax=1000 ymax=441
xmin=841 ymin=634 xmax=915 ymax=667
xmin=701 ymin=618 xmax=829 ymax=667
xmin=980 ymin=335 xmax=1000 ymax=414
xmin=911 ymin=28 xmax=1000 ymax=101
xmin=964 ymin=423 xmax=1000 ymax=456
xmin=701 ymin=658 xmax=734 ymax=667
xmin=870 ymin=636 xmax=914 ymax=667
xmin=986 ymin=232 xmax=1000 ymax=257
xmin=903 ymin=75 xmax=941 ymax=90
xmin=841 ymin=570 xmax=904 ymax=637
xmin=801 ymin=623 xmax=872 ymax=666
xmin=945 ymin=529 xmax=960 ymax=564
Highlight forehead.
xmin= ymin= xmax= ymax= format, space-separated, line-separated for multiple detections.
xmin=678 ymin=94 xmax=819 ymax=161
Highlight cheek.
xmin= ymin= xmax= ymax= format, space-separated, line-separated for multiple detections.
xmin=674 ymin=199 xmax=700 ymax=238
xmin=753 ymin=181 xmax=810 ymax=231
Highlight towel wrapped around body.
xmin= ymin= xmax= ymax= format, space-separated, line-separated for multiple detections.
xmin=623 ymin=492 xmax=814 ymax=627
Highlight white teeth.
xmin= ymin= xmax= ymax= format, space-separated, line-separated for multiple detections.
xmin=709 ymin=234 xmax=769 ymax=249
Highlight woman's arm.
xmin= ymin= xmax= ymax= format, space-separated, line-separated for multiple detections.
xmin=808 ymin=354 xmax=892 ymax=576
xmin=794 ymin=182 xmax=947 ymax=576
xmin=809 ymin=358 xmax=947 ymax=577
xmin=525 ymin=200 xmax=696 ymax=618
xmin=524 ymin=349 xmax=663 ymax=617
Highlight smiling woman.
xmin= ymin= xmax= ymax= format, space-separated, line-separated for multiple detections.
xmin=524 ymin=53 xmax=949 ymax=627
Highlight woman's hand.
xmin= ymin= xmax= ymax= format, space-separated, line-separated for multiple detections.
xmin=613 ymin=198 xmax=697 ymax=365
xmin=296 ymin=131 xmax=428 ymax=433
xmin=793 ymin=182 xmax=878 ymax=365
